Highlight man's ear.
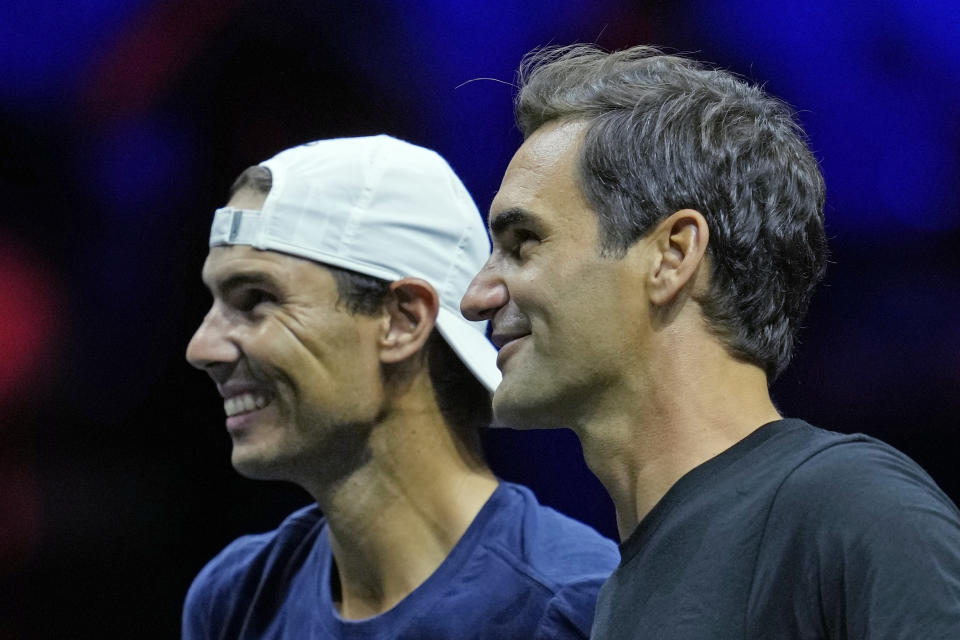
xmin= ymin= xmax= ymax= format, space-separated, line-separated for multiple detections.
xmin=379 ymin=277 xmax=439 ymax=364
xmin=647 ymin=208 xmax=710 ymax=306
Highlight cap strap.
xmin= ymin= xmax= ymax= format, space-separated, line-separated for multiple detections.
xmin=210 ymin=207 xmax=266 ymax=247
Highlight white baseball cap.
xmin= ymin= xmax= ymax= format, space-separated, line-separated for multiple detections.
xmin=208 ymin=135 xmax=501 ymax=392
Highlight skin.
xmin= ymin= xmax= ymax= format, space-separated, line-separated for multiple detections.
xmin=188 ymin=188 xmax=498 ymax=619
xmin=461 ymin=120 xmax=780 ymax=539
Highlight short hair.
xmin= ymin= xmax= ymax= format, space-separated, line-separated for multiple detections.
xmin=515 ymin=45 xmax=828 ymax=381
xmin=228 ymin=165 xmax=492 ymax=430
xmin=322 ymin=268 xmax=493 ymax=432
xmin=229 ymin=164 xmax=273 ymax=196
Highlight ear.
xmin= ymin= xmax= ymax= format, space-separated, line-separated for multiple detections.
xmin=647 ymin=209 xmax=710 ymax=306
xmin=379 ymin=277 xmax=440 ymax=364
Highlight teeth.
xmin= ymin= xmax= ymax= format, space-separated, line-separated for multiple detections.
xmin=224 ymin=393 xmax=268 ymax=417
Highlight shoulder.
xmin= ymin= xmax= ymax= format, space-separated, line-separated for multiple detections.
xmin=182 ymin=504 xmax=325 ymax=631
xmin=770 ymin=432 xmax=960 ymax=564
xmin=492 ymin=482 xmax=619 ymax=577
xmin=772 ymin=432 xmax=959 ymax=523
xmin=190 ymin=503 xmax=324 ymax=592
xmin=765 ymin=432 xmax=960 ymax=636
xmin=486 ymin=483 xmax=620 ymax=639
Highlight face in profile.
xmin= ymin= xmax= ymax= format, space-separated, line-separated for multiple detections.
xmin=461 ymin=121 xmax=649 ymax=429
xmin=186 ymin=190 xmax=387 ymax=483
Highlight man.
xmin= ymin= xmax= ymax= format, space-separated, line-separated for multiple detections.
xmin=183 ymin=135 xmax=618 ymax=639
xmin=461 ymin=45 xmax=960 ymax=638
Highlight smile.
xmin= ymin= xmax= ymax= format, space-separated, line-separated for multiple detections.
xmin=490 ymin=327 xmax=531 ymax=350
xmin=224 ymin=392 xmax=270 ymax=417
xmin=495 ymin=334 xmax=530 ymax=369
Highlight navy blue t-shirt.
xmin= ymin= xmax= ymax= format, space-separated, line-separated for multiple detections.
xmin=183 ymin=482 xmax=619 ymax=639
xmin=591 ymin=419 xmax=960 ymax=639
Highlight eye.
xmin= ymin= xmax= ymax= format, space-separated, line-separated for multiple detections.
xmin=508 ymin=228 xmax=540 ymax=259
xmin=234 ymin=288 xmax=277 ymax=313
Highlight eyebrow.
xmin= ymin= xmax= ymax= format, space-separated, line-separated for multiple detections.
xmin=489 ymin=207 xmax=544 ymax=236
xmin=205 ymin=270 xmax=283 ymax=296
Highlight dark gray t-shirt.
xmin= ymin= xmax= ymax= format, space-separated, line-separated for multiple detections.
xmin=592 ymin=419 xmax=960 ymax=639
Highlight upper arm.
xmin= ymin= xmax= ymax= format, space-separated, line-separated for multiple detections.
xmin=181 ymin=570 xmax=215 ymax=640
xmin=772 ymin=442 xmax=960 ymax=639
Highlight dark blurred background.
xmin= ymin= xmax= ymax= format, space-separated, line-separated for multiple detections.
xmin=1 ymin=1 xmax=958 ymax=637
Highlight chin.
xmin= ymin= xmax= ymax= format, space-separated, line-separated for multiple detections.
xmin=230 ymin=446 xmax=292 ymax=481
xmin=492 ymin=383 xmax=563 ymax=430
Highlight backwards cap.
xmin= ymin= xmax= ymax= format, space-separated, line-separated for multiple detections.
xmin=208 ymin=135 xmax=500 ymax=392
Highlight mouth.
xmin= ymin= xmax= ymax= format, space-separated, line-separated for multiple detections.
xmin=490 ymin=328 xmax=530 ymax=350
xmin=223 ymin=391 xmax=270 ymax=418
xmin=493 ymin=333 xmax=530 ymax=370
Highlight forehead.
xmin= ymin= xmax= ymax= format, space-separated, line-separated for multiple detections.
xmin=516 ymin=119 xmax=587 ymax=169
xmin=201 ymin=245 xmax=332 ymax=293
xmin=490 ymin=120 xmax=592 ymax=225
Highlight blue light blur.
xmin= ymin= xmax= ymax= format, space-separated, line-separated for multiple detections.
xmin=79 ymin=113 xmax=196 ymax=215
xmin=690 ymin=0 xmax=960 ymax=232
xmin=0 ymin=0 xmax=151 ymax=108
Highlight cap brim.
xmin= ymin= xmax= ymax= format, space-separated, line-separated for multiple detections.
xmin=434 ymin=306 xmax=501 ymax=394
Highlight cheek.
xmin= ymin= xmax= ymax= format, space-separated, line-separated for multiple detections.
xmin=273 ymin=314 xmax=383 ymax=387
xmin=539 ymin=268 xmax=625 ymax=349
xmin=295 ymin=322 xmax=386 ymax=418
xmin=244 ymin=318 xmax=321 ymax=373
xmin=518 ymin=261 xmax=582 ymax=321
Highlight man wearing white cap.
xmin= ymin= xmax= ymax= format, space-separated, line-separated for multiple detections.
xmin=183 ymin=135 xmax=618 ymax=639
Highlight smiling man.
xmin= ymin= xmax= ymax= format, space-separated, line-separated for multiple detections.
xmin=462 ymin=45 xmax=960 ymax=638
xmin=183 ymin=135 xmax=618 ymax=639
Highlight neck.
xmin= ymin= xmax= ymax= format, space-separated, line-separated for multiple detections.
xmin=575 ymin=322 xmax=780 ymax=541
xmin=309 ymin=370 xmax=498 ymax=619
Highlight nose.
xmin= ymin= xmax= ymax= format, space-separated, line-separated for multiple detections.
xmin=185 ymin=306 xmax=241 ymax=375
xmin=461 ymin=262 xmax=509 ymax=322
